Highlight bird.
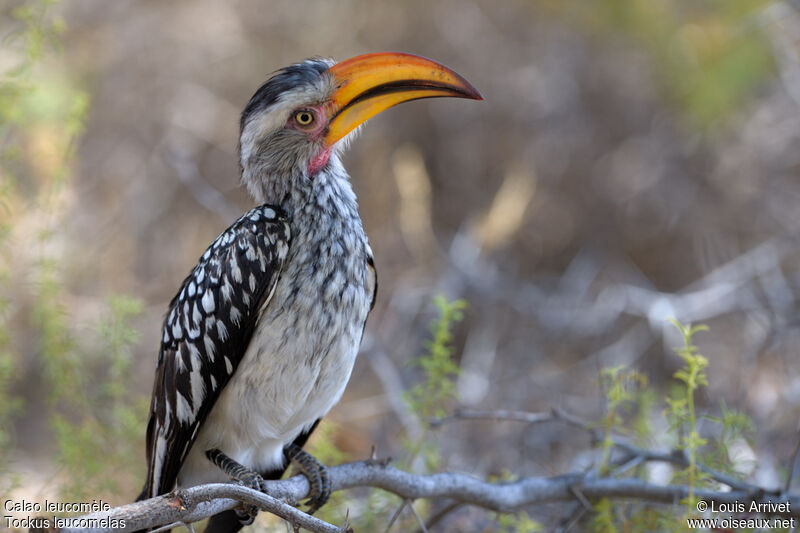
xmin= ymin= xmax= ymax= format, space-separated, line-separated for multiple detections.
xmin=138 ymin=52 xmax=482 ymax=532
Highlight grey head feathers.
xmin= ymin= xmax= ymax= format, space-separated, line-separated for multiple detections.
xmin=238 ymin=58 xmax=338 ymax=204
xmin=240 ymin=59 xmax=332 ymax=133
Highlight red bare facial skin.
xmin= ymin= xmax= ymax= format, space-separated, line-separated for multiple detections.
xmin=307 ymin=147 xmax=332 ymax=176
xmin=285 ymin=104 xmax=333 ymax=177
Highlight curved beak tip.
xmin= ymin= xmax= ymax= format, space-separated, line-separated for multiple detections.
xmin=452 ymin=74 xmax=483 ymax=102
xmin=465 ymin=84 xmax=484 ymax=101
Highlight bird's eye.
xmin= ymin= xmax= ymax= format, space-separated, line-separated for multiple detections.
xmin=294 ymin=110 xmax=315 ymax=127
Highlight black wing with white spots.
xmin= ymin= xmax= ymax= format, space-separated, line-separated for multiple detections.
xmin=141 ymin=205 xmax=290 ymax=500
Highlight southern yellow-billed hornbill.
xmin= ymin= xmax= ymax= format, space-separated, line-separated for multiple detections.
xmin=139 ymin=53 xmax=481 ymax=531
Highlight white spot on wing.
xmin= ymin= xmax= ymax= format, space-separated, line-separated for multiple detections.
xmin=192 ymin=302 xmax=203 ymax=327
xmin=224 ymin=356 xmax=233 ymax=374
xmin=176 ymin=350 xmax=186 ymax=372
xmin=189 ymin=343 xmax=202 ymax=371
xmin=189 ymin=370 xmax=205 ymax=415
xmin=230 ymin=305 xmax=241 ymax=326
xmin=230 ymin=258 xmax=242 ymax=283
xmin=204 ymin=335 xmax=216 ymax=360
xmin=221 ymin=281 xmax=233 ymax=304
xmin=187 ymin=342 xmax=206 ymax=369
xmin=176 ymin=392 xmax=192 ymax=423
xmin=202 ymin=290 xmax=215 ymax=313
xmin=163 ymin=400 xmax=172 ymax=431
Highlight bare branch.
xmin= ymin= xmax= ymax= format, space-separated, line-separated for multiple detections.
xmin=56 ymin=482 xmax=345 ymax=533
xmin=59 ymin=460 xmax=799 ymax=532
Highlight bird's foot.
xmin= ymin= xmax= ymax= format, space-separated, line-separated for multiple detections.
xmin=206 ymin=448 xmax=263 ymax=524
xmin=284 ymin=444 xmax=330 ymax=515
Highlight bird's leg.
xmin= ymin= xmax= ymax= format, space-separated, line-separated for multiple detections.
xmin=284 ymin=444 xmax=331 ymax=515
xmin=206 ymin=448 xmax=265 ymax=488
xmin=206 ymin=448 xmax=263 ymax=524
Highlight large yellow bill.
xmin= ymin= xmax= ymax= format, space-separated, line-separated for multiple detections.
xmin=324 ymin=52 xmax=482 ymax=147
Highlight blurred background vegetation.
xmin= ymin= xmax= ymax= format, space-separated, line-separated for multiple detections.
xmin=3 ymin=0 xmax=800 ymax=530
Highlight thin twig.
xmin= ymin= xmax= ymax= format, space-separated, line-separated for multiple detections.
xmin=568 ymin=484 xmax=592 ymax=511
xmin=418 ymin=501 xmax=463 ymax=533
xmin=436 ymin=406 xmax=764 ymax=493
xmin=406 ymin=499 xmax=429 ymax=533
xmin=785 ymin=432 xmax=800 ymax=493
xmin=555 ymin=501 xmax=589 ymax=533
xmin=430 ymin=407 xmax=553 ymax=427
xmin=149 ymin=522 xmax=184 ymax=533
xmin=383 ymin=499 xmax=408 ymax=533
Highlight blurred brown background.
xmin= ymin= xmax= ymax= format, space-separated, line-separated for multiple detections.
xmin=3 ymin=0 xmax=800 ymax=530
